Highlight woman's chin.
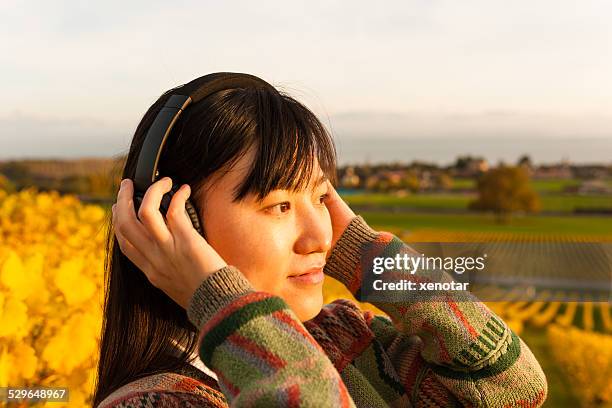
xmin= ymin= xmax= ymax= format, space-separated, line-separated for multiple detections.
xmin=288 ymin=290 xmax=324 ymax=322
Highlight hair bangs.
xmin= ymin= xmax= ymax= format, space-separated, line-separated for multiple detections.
xmin=232 ymin=92 xmax=337 ymax=203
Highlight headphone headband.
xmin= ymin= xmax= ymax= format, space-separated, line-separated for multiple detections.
xmin=133 ymin=72 xmax=276 ymax=193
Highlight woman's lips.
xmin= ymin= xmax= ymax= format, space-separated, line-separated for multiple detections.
xmin=288 ymin=267 xmax=325 ymax=285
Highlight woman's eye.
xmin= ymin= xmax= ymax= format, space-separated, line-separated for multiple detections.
xmin=265 ymin=194 xmax=327 ymax=215
xmin=268 ymin=202 xmax=291 ymax=215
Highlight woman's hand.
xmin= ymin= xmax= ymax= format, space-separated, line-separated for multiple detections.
xmin=323 ymin=180 xmax=357 ymax=258
xmin=111 ymin=177 xmax=228 ymax=310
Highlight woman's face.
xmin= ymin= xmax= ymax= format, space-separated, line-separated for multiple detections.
xmin=196 ymin=148 xmax=332 ymax=322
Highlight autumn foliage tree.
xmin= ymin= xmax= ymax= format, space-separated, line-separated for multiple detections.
xmin=469 ymin=165 xmax=540 ymax=222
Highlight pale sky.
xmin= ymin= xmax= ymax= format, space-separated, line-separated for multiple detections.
xmin=1 ymin=0 xmax=610 ymax=160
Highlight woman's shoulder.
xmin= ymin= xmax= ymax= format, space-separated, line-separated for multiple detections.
xmin=96 ymin=369 xmax=227 ymax=408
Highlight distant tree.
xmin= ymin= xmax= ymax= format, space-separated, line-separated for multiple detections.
xmin=0 ymin=161 xmax=34 ymax=189
xmin=469 ymin=165 xmax=540 ymax=222
xmin=517 ymin=154 xmax=532 ymax=168
xmin=454 ymin=155 xmax=484 ymax=171
xmin=0 ymin=173 xmax=16 ymax=193
xmin=434 ymin=173 xmax=453 ymax=191
xmin=454 ymin=156 xmax=471 ymax=171
xmin=59 ymin=175 xmax=90 ymax=195
xmin=374 ymin=179 xmax=390 ymax=193
xmin=400 ymin=171 xmax=420 ymax=193
xmin=88 ymin=172 xmax=120 ymax=197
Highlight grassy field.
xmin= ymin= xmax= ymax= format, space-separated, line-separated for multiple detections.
xmin=345 ymin=192 xmax=612 ymax=213
xmin=531 ymin=179 xmax=582 ymax=193
xmin=97 ymin=191 xmax=612 ymax=235
xmin=452 ymin=177 xmax=607 ymax=193
xmin=359 ymin=211 xmax=612 ymax=236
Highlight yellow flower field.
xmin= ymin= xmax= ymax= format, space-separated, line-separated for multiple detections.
xmin=0 ymin=188 xmax=106 ymax=407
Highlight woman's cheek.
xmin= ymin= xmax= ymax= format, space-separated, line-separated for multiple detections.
xmin=249 ymin=222 xmax=295 ymax=289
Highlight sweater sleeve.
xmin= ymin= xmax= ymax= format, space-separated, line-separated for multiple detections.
xmin=186 ymin=265 xmax=357 ymax=407
xmin=323 ymin=215 xmax=548 ymax=407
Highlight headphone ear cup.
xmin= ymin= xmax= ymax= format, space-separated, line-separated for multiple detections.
xmin=159 ymin=185 xmax=177 ymax=217
xmin=132 ymin=184 xmax=204 ymax=238
xmin=185 ymin=198 xmax=205 ymax=238
xmin=158 ymin=184 xmax=205 ymax=238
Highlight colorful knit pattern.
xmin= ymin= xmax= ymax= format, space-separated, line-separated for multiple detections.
xmin=99 ymin=215 xmax=548 ymax=407
xmin=196 ymin=291 xmax=355 ymax=407
xmin=324 ymin=216 xmax=548 ymax=407
xmin=97 ymin=371 xmax=228 ymax=407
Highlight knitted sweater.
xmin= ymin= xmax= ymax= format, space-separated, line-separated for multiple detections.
xmin=98 ymin=215 xmax=547 ymax=407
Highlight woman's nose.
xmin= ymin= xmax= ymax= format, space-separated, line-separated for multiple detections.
xmin=294 ymin=206 xmax=332 ymax=255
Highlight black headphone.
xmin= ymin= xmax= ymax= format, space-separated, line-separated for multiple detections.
xmin=132 ymin=72 xmax=278 ymax=239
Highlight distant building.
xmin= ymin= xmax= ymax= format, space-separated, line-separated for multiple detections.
xmin=420 ymin=170 xmax=433 ymax=190
xmin=533 ymin=162 xmax=572 ymax=179
xmin=572 ymin=165 xmax=609 ymax=179
xmin=385 ymin=170 xmax=404 ymax=186
xmin=340 ymin=166 xmax=360 ymax=188
xmin=452 ymin=156 xmax=489 ymax=177
xmin=365 ymin=175 xmax=380 ymax=190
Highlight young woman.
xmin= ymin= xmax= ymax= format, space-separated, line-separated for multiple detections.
xmin=93 ymin=73 xmax=547 ymax=407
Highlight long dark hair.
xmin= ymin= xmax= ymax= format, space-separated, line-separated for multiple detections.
xmin=93 ymin=76 xmax=338 ymax=406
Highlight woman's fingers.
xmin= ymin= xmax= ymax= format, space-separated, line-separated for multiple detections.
xmin=165 ymin=183 xmax=228 ymax=277
xmin=166 ymin=183 xmax=199 ymax=242
xmin=114 ymin=180 xmax=155 ymax=251
xmin=324 ymin=180 xmax=355 ymax=220
xmin=112 ymin=205 xmax=154 ymax=275
xmin=323 ymin=180 xmax=356 ymax=248
xmin=134 ymin=177 xmax=174 ymax=246
xmin=113 ymin=178 xmax=229 ymax=309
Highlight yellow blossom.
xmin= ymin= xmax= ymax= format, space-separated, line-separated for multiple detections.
xmin=0 ymin=296 xmax=28 ymax=339
xmin=54 ymin=258 xmax=96 ymax=305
